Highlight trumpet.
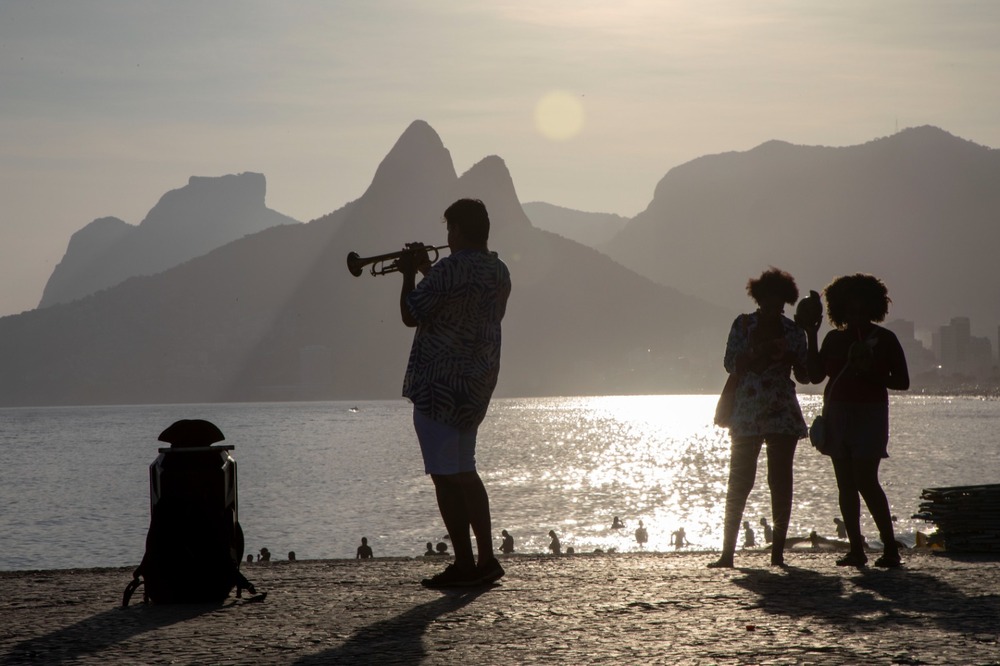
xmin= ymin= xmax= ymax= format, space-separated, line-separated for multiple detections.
xmin=346 ymin=243 xmax=449 ymax=277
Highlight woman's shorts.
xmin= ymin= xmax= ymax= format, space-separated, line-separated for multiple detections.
xmin=413 ymin=409 xmax=479 ymax=475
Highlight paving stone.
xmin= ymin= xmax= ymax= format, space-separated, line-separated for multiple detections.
xmin=2 ymin=552 xmax=1000 ymax=664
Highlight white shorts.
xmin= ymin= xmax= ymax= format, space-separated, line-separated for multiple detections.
xmin=413 ymin=409 xmax=478 ymax=475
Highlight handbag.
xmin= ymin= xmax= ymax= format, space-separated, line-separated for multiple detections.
xmin=810 ymin=364 xmax=848 ymax=455
xmin=809 ymin=413 xmax=829 ymax=453
xmin=715 ymin=314 xmax=751 ymax=428
xmin=714 ymin=372 xmax=740 ymax=427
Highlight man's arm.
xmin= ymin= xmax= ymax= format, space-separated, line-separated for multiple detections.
xmin=398 ymin=249 xmax=421 ymax=328
xmin=400 ymin=270 xmax=418 ymax=328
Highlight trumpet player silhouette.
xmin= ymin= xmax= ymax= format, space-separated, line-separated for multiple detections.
xmin=396 ymin=198 xmax=512 ymax=589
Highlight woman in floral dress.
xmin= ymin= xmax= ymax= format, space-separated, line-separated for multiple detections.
xmin=709 ymin=268 xmax=810 ymax=568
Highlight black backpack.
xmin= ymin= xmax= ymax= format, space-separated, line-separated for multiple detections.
xmin=122 ymin=420 xmax=262 ymax=606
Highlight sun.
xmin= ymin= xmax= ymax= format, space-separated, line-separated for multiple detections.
xmin=534 ymin=90 xmax=585 ymax=141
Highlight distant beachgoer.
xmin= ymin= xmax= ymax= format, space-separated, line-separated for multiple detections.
xmin=435 ymin=541 xmax=450 ymax=556
xmin=258 ymin=547 xmax=271 ymax=562
xmin=548 ymin=530 xmax=561 ymax=555
xmin=424 ymin=542 xmax=436 ymax=557
xmin=356 ymin=537 xmax=373 ymax=559
xmin=809 ymin=530 xmax=820 ymax=549
xmin=499 ymin=529 xmax=515 ymax=554
xmin=671 ymin=527 xmax=689 ymax=550
xmin=760 ymin=517 xmax=773 ymax=544
xmin=611 ymin=516 xmax=625 ymax=529
xmin=246 ymin=554 xmax=253 ymax=564
xmin=709 ymin=268 xmax=810 ymax=569
xmin=834 ymin=517 xmax=848 ymax=540
xmin=288 ymin=551 xmax=296 ymax=561
xmin=566 ymin=546 xmax=575 ymax=555
xmin=743 ymin=521 xmax=756 ymax=548
xmin=397 ymin=198 xmax=511 ymax=589
xmin=806 ymin=274 xmax=909 ymax=568
xmin=635 ymin=520 xmax=649 ymax=547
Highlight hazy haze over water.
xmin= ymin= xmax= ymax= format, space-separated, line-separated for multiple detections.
xmin=1 ymin=395 xmax=997 ymax=572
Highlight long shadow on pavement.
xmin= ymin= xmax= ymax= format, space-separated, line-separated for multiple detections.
xmin=292 ymin=587 xmax=491 ymax=665
xmin=732 ymin=563 xmax=1000 ymax=635
xmin=2 ymin=603 xmax=216 ymax=665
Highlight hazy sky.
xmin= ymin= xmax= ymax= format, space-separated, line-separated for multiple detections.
xmin=2 ymin=1 xmax=998 ymax=317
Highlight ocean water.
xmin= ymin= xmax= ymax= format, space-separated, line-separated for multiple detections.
xmin=1 ymin=395 xmax=997 ymax=571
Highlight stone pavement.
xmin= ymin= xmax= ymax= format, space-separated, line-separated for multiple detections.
xmin=2 ymin=551 xmax=999 ymax=665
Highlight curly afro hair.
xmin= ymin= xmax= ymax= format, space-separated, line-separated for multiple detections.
xmin=823 ymin=273 xmax=891 ymax=328
xmin=746 ymin=267 xmax=799 ymax=307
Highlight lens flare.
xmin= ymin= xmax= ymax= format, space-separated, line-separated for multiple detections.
xmin=534 ymin=90 xmax=585 ymax=141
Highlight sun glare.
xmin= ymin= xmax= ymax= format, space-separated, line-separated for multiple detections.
xmin=534 ymin=90 xmax=585 ymax=141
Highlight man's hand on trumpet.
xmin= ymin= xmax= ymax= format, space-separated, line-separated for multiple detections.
xmin=396 ymin=242 xmax=433 ymax=278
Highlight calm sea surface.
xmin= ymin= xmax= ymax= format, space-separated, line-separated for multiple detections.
xmin=1 ymin=395 xmax=997 ymax=571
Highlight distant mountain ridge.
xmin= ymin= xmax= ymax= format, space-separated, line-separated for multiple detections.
xmin=602 ymin=125 xmax=1000 ymax=339
xmin=39 ymin=172 xmax=300 ymax=308
xmin=521 ymin=202 xmax=628 ymax=247
xmin=0 ymin=121 xmax=725 ymax=407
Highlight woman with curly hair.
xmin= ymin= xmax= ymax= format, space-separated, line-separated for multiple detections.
xmin=709 ymin=268 xmax=810 ymax=568
xmin=804 ymin=273 xmax=909 ymax=568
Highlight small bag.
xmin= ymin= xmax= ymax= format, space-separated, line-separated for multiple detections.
xmin=809 ymin=414 xmax=829 ymax=453
xmin=714 ymin=372 xmax=740 ymax=427
xmin=715 ymin=315 xmax=750 ymax=428
xmin=811 ymin=364 xmax=849 ymax=455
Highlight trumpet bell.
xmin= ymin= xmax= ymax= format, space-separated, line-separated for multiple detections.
xmin=346 ymin=251 xmax=365 ymax=277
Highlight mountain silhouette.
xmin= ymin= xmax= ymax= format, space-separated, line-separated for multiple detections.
xmin=0 ymin=121 xmax=725 ymax=407
xmin=522 ymin=202 xmax=628 ymax=247
xmin=603 ymin=126 xmax=1000 ymax=339
xmin=38 ymin=172 xmax=300 ymax=308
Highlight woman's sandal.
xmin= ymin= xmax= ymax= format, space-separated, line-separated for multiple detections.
xmin=836 ymin=552 xmax=868 ymax=567
xmin=874 ymin=553 xmax=902 ymax=568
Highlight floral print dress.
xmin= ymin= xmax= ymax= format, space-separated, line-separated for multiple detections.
xmin=723 ymin=312 xmax=809 ymax=439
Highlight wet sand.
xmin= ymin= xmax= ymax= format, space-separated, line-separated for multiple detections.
xmin=2 ymin=550 xmax=999 ymax=665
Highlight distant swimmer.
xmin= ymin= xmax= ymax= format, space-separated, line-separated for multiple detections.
xmin=499 ymin=529 xmax=515 ymax=554
xmin=634 ymin=520 xmax=648 ymax=548
xmin=356 ymin=537 xmax=373 ymax=559
xmin=834 ymin=517 xmax=848 ymax=539
xmin=548 ymin=530 xmax=562 ymax=555
xmin=671 ymin=527 xmax=689 ymax=550
xmin=760 ymin=517 xmax=773 ymax=544
xmin=611 ymin=516 xmax=625 ymax=529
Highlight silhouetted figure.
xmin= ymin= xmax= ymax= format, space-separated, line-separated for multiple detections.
xmin=743 ymin=521 xmax=756 ymax=548
xmin=809 ymin=530 xmax=820 ymax=549
xmin=805 ymin=274 xmax=909 ymax=569
xmin=709 ymin=269 xmax=810 ymax=569
xmin=246 ymin=554 xmax=253 ymax=564
xmin=424 ymin=542 xmax=436 ymax=557
xmin=356 ymin=537 xmax=373 ymax=559
xmin=635 ymin=520 xmax=649 ymax=548
xmin=499 ymin=529 xmax=515 ymax=554
xmin=258 ymin=547 xmax=271 ymax=562
xmin=671 ymin=527 xmax=689 ymax=550
xmin=288 ymin=551 xmax=296 ymax=561
xmin=834 ymin=517 xmax=848 ymax=539
xmin=760 ymin=517 xmax=773 ymax=544
xmin=611 ymin=516 xmax=625 ymax=529
xmin=435 ymin=541 xmax=449 ymax=556
xmin=398 ymin=199 xmax=511 ymax=589
xmin=548 ymin=530 xmax=562 ymax=555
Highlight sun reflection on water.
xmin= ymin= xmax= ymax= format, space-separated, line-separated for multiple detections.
xmin=485 ymin=395 xmax=733 ymax=555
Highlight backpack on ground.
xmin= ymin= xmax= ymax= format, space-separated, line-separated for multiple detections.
xmin=122 ymin=419 xmax=261 ymax=606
